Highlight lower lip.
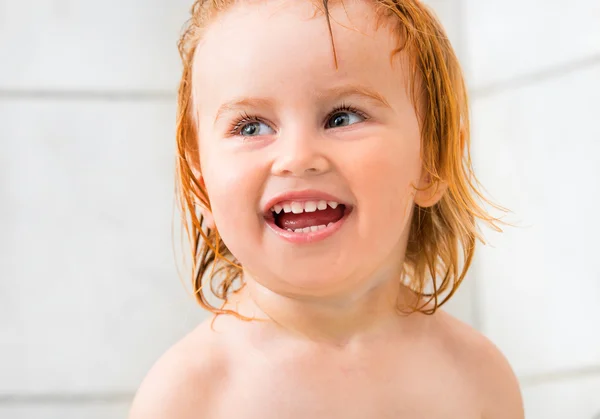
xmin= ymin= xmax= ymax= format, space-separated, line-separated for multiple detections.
xmin=264 ymin=208 xmax=352 ymax=244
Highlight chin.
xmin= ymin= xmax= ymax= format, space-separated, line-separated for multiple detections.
xmin=246 ymin=263 xmax=358 ymax=299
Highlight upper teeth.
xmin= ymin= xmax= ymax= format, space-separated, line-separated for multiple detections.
xmin=271 ymin=200 xmax=340 ymax=214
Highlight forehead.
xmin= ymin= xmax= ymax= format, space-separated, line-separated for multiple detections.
xmin=192 ymin=0 xmax=410 ymax=112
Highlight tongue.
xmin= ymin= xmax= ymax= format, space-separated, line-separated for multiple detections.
xmin=277 ymin=206 xmax=344 ymax=230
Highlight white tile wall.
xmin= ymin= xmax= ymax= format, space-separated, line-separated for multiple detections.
xmin=0 ymin=100 xmax=205 ymax=394
xmin=0 ymin=0 xmax=191 ymax=91
xmin=522 ymin=374 xmax=600 ymax=419
xmin=470 ymin=62 xmax=600 ymax=377
xmin=463 ymin=0 xmax=600 ymax=88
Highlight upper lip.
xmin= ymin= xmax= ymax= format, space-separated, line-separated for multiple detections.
xmin=262 ymin=190 xmax=349 ymax=215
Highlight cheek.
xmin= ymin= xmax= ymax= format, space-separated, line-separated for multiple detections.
xmin=199 ymin=146 xmax=265 ymax=250
xmin=350 ymin=136 xmax=421 ymax=236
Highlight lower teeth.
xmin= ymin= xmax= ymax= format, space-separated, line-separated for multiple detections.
xmin=287 ymin=223 xmax=333 ymax=233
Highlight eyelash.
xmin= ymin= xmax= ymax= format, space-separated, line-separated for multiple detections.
xmin=227 ymin=112 xmax=269 ymax=136
xmin=226 ymin=103 xmax=369 ymax=136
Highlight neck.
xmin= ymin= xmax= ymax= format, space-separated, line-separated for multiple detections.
xmin=225 ymin=269 xmax=418 ymax=347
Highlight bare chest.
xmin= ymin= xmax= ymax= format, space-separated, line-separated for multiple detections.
xmin=212 ymin=348 xmax=481 ymax=419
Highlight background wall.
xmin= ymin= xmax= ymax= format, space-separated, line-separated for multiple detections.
xmin=462 ymin=1 xmax=600 ymax=417
xmin=1 ymin=1 xmax=598 ymax=418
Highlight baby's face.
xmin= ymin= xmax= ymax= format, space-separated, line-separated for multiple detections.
xmin=193 ymin=0 xmax=422 ymax=297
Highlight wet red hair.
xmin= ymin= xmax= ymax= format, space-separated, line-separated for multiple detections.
xmin=175 ymin=0 xmax=502 ymax=317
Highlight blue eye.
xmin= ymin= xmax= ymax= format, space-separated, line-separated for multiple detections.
xmin=239 ymin=121 xmax=275 ymax=137
xmin=326 ymin=107 xmax=366 ymax=128
xmin=229 ymin=114 xmax=275 ymax=137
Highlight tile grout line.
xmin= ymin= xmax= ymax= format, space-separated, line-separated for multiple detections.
xmin=0 ymin=392 xmax=134 ymax=405
xmin=472 ymin=52 xmax=600 ymax=99
xmin=519 ymin=365 xmax=600 ymax=388
xmin=1 ymin=53 xmax=599 ymax=102
xmin=2 ymin=366 xmax=599 ymax=405
xmin=452 ymin=0 xmax=485 ymax=333
xmin=0 ymin=89 xmax=176 ymax=102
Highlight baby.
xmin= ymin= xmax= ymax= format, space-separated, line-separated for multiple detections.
xmin=130 ymin=0 xmax=524 ymax=418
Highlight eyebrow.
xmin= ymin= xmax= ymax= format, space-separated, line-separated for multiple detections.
xmin=213 ymin=84 xmax=391 ymax=126
xmin=317 ymin=85 xmax=392 ymax=109
xmin=214 ymin=97 xmax=275 ymax=125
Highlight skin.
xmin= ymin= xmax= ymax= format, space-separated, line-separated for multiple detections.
xmin=129 ymin=1 xmax=524 ymax=418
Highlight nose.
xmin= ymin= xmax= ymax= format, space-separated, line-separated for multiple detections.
xmin=270 ymin=127 xmax=331 ymax=177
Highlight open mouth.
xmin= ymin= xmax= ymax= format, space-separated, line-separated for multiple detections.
xmin=264 ymin=199 xmax=352 ymax=235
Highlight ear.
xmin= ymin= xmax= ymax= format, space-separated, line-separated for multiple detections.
xmin=191 ymin=167 xmax=216 ymax=230
xmin=200 ymin=204 xmax=215 ymax=230
xmin=414 ymin=171 xmax=448 ymax=208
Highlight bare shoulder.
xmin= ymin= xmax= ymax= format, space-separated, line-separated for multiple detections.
xmin=128 ymin=319 xmax=227 ymax=419
xmin=432 ymin=310 xmax=525 ymax=419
